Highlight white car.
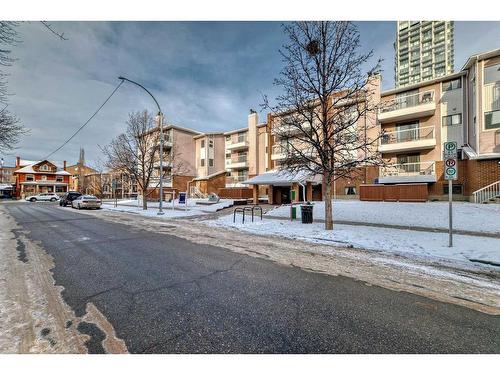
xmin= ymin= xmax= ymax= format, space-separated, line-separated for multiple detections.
xmin=71 ymin=195 xmax=102 ymax=209
xmin=25 ymin=193 xmax=60 ymax=202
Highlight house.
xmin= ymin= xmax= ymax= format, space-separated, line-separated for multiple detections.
xmin=13 ymin=157 xmax=70 ymax=199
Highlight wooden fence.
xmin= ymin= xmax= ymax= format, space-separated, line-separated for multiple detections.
xmin=359 ymin=184 xmax=428 ymax=202
xmin=218 ymin=187 xmax=253 ymax=199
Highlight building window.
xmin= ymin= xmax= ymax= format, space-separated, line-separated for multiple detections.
xmin=345 ymin=186 xmax=356 ymax=195
xmin=56 ymin=176 xmax=63 ymax=182
xmin=209 ymin=140 xmax=214 ymax=148
xmin=442 ymin=113 xmax=462 ymax=126
xmin=41 ymin=175 xmax=47 ymax=180
xmin=442 ymin=78 xmax=461 ymax=91
xmin=201 ymin=140 xmax=205 ymax=148
xmin=56 ymin=186 xmax=65 ymax=193
xmin=40 ymin=164 xmax=49 ymax=171
xmin=209 ymin=158 xmax=214 ymax=167
xmin=225 ymin=135 xmax=230 ymax=141
xmin=26 ymin=174 xmax=34 ymax=181
xmin=443 ymin=184 xmax=463 ymax=195
xmin=200 ymin=159 xmax=205 ymax=167
xmin=484 ymin=63 xmax=500 ymax=84
xmin=485 ymin=110 xmax=500 ymax=130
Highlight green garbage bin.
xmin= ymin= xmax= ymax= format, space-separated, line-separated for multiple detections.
xmin=301 ymin=204 xmax=313 ymax=224
xmin=291 ymin=206 xmax=297 ymax=220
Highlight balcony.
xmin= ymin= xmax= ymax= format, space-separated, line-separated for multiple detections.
xmin=379 ymin=161 xmax=436 ymax=184
xmin=226 ymin=136 xmax=249 ymax=151
xmin=148 ymin=177 xmax=173 ymax=188
xmin=272 ymin=121 xmax=311 ymax=136
xmin=153 ymin=161 xmax=173 ymax=169
xmin=379 ymin=126 xmax=436 ymax=153
xmin=157 ymin=136 xmax=173 ymax=148
xmin=226 ymin=154 xmax=248 ymax=169
xmin=225 ymin=175 xmax=248 ymax=187
xmin=378 ymin=90 xmax=436 ymax=123
xmin=271 ymin=144 xmax=287 ymax=160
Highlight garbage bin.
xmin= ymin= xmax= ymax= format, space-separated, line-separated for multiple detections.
xmin=301 ymin=204 xmax=313 ymax=224
xmin=291 ymin=206 xmax=297 ymax=220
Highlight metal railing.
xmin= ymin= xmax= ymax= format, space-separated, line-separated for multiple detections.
xmin=380 ymin=125 xmax=435 ymax=145
xmin=380 ymin=161 xmax=435 ymax=177
xmin=226 ymin=175 xmax=248 ymax=184
xmin=230 ymin=153 xmax=248 ymax=164
xmin=472 ymin=180 xmax=500 ymax=204
xmin=379 ymin=89 xmax=435 ymax=114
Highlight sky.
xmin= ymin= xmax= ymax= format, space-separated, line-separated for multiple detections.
xmin=2 ymin=21 xmax=500 ymax=167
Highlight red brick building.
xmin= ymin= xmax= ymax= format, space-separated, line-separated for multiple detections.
xmin=13 ymin=157 xmax=71 ymax=199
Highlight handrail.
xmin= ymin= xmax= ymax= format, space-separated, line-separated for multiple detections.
xmin=472 ymin=180 xmax=500 ymax=204
xmin=381 ymin=161 xmax=435 ymax=177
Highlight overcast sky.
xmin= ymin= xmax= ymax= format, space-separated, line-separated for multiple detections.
xmin=2 ymin=21 xmax=500 ymax=167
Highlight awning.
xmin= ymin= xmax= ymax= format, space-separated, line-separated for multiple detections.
xmin=0 ymin=184 xmax=13 ymax=190
xmin=243 ymin=169 xmax=319 ymax=186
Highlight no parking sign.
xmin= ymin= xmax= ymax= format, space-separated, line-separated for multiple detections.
xmin=444 ymin=141 xmax=458 ymax=181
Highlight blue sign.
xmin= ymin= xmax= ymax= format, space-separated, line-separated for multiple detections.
xmin=179 ymin=192 xmax=187 ymax=205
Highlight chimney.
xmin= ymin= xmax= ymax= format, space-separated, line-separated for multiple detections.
xmin=16 ymin=156 xmax=20 ymax=168
xmin=63 ymin=160 xmax=67 ymax=171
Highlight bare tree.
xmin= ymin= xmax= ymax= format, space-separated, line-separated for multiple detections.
xmin=263 ymin=21 xmax=382 ymax=230
xmin=1 ymin=21 xmax=65 ymax=152
xmin=101 ymin=110 xmax=161 ymax=210
xmin=0 ymin=106 xmax=27 ymax=153
xmin=85 ymin=159 xmax=112 ymax=198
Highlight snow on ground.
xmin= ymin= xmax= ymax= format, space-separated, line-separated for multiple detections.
xmin=101 ymin=198 xmax=234 ymax=218
xmin=266 ymin=200 xmax=500 ymax=234
xmin=208 ymin=214 xmax=500 ymax=267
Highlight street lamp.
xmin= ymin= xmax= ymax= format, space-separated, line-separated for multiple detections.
xmin=118 ymin=76 xmax=165 ymax=215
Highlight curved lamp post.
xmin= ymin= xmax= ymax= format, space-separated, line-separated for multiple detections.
xmin=118 ymin=76 xmax=165 ymax=215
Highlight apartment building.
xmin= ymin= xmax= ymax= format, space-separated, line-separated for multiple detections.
xmin=395 ymin=21 xmax=454 ymax=88
xmin=146 ymin=122 xmax=200 ymax=199
xmin=224 ymin=110 xmax=268 ymax=188
xmin=377 ymin=47 xmax=500 ymax=201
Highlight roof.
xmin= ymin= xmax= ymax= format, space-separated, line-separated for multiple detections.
xmin=223 ymin=127 xmax=248 ymax=136
xmin=381 ymin=71 xmax=466 ymax=97
xmin=193 ymin=132 xmax=224 ymax=140
xmin=14 ymin=160 xmax=70 ymax=175
xmin=192 ymin=170 xmax=227 ymax=181
xmin=243 ymin=169 xmax=317 ymax=186
xmin=461 ymin=47 xmax=500 ymax=71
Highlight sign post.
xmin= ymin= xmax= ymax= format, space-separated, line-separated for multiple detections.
xmin=443 ymin=141 xmax=458 ymax=247
xmin=112 ymin=179 xmax=118 ymax=208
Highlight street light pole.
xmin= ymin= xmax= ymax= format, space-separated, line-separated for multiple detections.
xmin=118 ymin=76 xmax=164 ymax=215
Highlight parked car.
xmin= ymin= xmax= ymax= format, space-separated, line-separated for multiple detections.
xmin=25 ymin=193 xmax=60 ymax=202
xmin=71 ymin=195 xmax=102 ymax=210
xmin=59 ymin=191 xmax=82 ymax=207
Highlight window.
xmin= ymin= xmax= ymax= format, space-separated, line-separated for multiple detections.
xmin=56 ymin=186 xmax=65 ymax=193
xmin=443 ymin=184 xmax=463 ymax=195
xmin=345 ymin=187 xmax=356 ymax=195
xmin=209 ymin=140 xmax=214 ymax=148
xmin=209 ymin=158 xmax=214 ymax=167
xmin=484 ymin=63 xmax=500 ymax=84
xmin=225 ymin=135 xmax=231 ymax=141
xmin=442 ymin=78 xmax=461 ymax=92
xmin=200 ymin=159 xmax=205 ymax=167
xmin=200 ymin=140 xmax=205 ymax=148
xmin=41 ymin=175 xmax=47 ymax=180
xmin=442 ymin=113 xmax=462 ymax=126
xmin=485 ymin=110 xmax=500 ymax=130
xmin=26 ymin=174 xmax=34 ymax=181
xmin=40 ymin=164 xmax=49 ymax=171
xmin=56 ymin=176 xmax=63 ymax=182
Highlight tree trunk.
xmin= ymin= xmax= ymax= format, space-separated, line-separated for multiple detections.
xmin=142 ymin=189 xmax=147 ymax=210
xmin=323 ymin=173 xmax=333 ymax=230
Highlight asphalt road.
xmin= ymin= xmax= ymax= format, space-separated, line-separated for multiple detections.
xmin=5 ymin=202 xmax=500 ymax=353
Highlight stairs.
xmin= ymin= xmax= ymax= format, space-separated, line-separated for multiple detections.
xmin=472 ymin=180 xmax=500 ymax=204
xmin=189 ymin=186 xmax=206 ymax=199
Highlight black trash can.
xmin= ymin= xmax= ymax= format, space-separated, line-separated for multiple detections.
xmin=300 ymin=204 xmax=313 ymax=224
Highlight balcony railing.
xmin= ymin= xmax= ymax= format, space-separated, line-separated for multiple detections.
xmin=380 ymin=125 xmax=435 ymax=145
xmin=231 ymin=154 xmax=247 ymax=164
xmin=226 ymin=134 xmax=249 ymax=150
xmin=226 ymin=175 xmax=248 ymax=185
xmin=380 ymin=161 xmax=435 ymax=178
xmin=379 ymin=90 xmax=435 ymax=114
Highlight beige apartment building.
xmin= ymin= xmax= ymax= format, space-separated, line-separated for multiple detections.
xmin=142 ymin=48 xmax=499 ymax=204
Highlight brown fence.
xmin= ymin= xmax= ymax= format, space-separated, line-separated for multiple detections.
xmin=359 ymin=184 xmax=428 ymax=202
xmin=218 ymin=187 xmax=253 ymax=199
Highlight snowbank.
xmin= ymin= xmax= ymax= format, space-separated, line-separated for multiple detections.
xmin=266 ymin=200 xmax=500 ymax=234
xmin=208 ymin=214 xmax=500 ymax=267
